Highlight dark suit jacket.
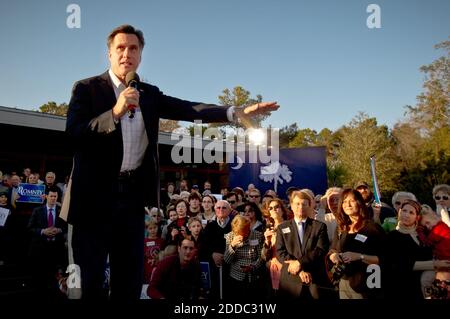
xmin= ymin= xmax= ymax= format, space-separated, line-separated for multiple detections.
xmin=28 ymin=205 xmax=67 ymax=260
xmin=66 ymin=71 xmax=230 ymax=225
xmin=275 ymin=217 xmax=329 ymax=296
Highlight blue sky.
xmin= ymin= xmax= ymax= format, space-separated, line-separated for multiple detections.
xmin=0 ymin=0 xmax=449 ymax=132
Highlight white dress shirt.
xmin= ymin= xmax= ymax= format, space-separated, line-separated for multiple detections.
xmin=109 ymin=69 xmax=149 ymax=171
xmin=294 ymin=217 xmax=307 ymax=245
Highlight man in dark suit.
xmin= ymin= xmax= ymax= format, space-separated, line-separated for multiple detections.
xmin=276 ymin=190 xmax=329 ymax=299
xmin=28 ymin=187 xmax=67 ymax=297
xmin=65 ymin=24 xmax=278 ymax=300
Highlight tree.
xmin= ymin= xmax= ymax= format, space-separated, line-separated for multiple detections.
xmin=38 ymin=101 xmax=68 ymax=116
xmin=336 ymin=112 xmax=399 ymax=193
xmin=405 ymin=40 xmax=449 ymax=133
xmin=159 ymin=119 xmax=180 ymax=132
xmin=288 ymin=128 xmax=318 ymax=148
xmin=391 ymin=39 xmax=450 ymax=201
xmin=279 ymin=123 xmax=299 ymax=148
xmin=391 ymin=122 xmax=425 ymax=170
xmin=211 ymin=86 xmax=264 ymax=129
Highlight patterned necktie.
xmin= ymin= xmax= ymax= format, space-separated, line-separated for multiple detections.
xmin=48 ymin=208 xmax=54 ymax=228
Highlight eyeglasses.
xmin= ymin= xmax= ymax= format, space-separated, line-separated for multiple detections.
xmin=215 ymin=206 xmax=228 ymax=210
xmin=435 ymin=195 xmax=449 ymax=201
xmin=268 ymin=205 xmax=280 ymax=211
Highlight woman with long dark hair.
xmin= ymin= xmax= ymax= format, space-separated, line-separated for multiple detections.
xmin=327 ymin=188 xmax=386 ymax=299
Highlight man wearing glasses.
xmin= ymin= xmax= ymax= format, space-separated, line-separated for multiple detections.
xmin=248 ymin=189 xmax=261 ymax=206
xmin=203 ymin=200 xmax=234 ymax=299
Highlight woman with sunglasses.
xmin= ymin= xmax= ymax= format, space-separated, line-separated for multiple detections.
xmin=432 ymin=184 xmax=450 ymax=227
xmin=261 ymin=198 xmax=289 ymax=297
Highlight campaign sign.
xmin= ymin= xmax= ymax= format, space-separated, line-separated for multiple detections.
xmin=200 ymin=261 xmax=211 ymax=289
xmin=15 ymin=183 xmax=45 ymax=204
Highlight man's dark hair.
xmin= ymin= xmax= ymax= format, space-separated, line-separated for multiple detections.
xmin=178 ymin=235 xmax=195 ymax=247
xmin=107 ymin=24 xmax=145 ymax=49
xmin=224 ymin=192 xmax=237 ymax=201
xmin=188 ymin=192 xmax=201 ymax=201
xmin=286 ymin=186 xmax=300 ymax=199
xmin=47 ymin=186 xmax=60 ymax=196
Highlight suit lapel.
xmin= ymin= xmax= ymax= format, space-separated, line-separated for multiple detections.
xmin=139 ymin=86 xmax=153 ymax=137
xmin=41 ymin=207 xmax=48 ymax=227
xmin=289 ymin=219 xmax=302 ymax=259
xmin=98 ymin=71 xmax=119 ymax=114
xmin=302 ymin=218 xmax=313 ymax=254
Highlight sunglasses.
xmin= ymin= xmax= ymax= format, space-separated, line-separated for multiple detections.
xmin=435 ymin=195 xmax=449 ymax=201
xmin=228 ymin=200 xmax=236 ymax=204
xmin=215 ymin=206 xmax=228 ymax=210
xmin=249 ymin=195 xmax=260 ymax=198
xmin=268 ymin=205 xmax=280 ymax=211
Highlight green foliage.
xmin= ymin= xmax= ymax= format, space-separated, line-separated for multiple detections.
xmin=38 ymin=101 xmax=68 ymax=116
xmin=159 ymin=119 xmax=180 ymax=132
xmin=397 ymin=152 xmax=450 ymax=206
xmin=335 ymin=112 xmax=400 ymax=192
xmin=288 ymin=128 xmax=318 ymax=148
xmin=279 ymin=123 xmax=300 ymax=148
xmin=212 ymin=86 xmax=264 ymax=129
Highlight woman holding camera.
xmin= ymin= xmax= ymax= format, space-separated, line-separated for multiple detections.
xmin=328 ymin=188 xmax=386 ymax=299
xmin=165 ymin=199 xmax=190 ymax=245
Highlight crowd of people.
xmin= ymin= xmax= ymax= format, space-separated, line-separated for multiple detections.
xmin=0 ymin=169 xmax=449 ymax=300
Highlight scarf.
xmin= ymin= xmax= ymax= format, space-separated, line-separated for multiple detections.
xmin=396 ymin=222 xmax=420 ymax=245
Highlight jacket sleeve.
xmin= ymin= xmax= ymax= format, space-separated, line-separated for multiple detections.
xmin=300 ymin=222 xmax=329 ymax=272
xmin=223 ymin=232 xmax=236 ymax=264
xmin=275 ymin=225 xmax=292 ymax=263
xmin=66 ymin=81 xmax=117 ymax=140
xmin=250 ymin=232 xmax=265 ymax=270
xmin=147 ymin=258 xmax=168 ymax=299
xmin=157 ymin=88 xmax=231 ymax=123
xmin=28 ymin=208 xmax=44 ymax=237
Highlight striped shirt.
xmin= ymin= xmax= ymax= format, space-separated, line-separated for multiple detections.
xmin=108 ymin=69 xmax=149 ymax=171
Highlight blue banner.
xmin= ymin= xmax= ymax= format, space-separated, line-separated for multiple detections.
xmin=200 ymin=261 xmax=211 ymax=290
xmin=228 ymin=147 xmax=328 ymax=199
xmin=15 ymin=183 xmax=45 ymax=204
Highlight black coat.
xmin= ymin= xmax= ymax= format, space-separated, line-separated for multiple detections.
xmin=65 ymin=71 xmax=230 ymax=225
xmin=275 ymin=217 xmax=329 ymax=296
xmin=27 ymin=205 xmax=67 ymax=263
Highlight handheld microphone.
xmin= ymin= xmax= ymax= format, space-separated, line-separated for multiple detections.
xmin=125 ymin=71 xmax=140 ymax=119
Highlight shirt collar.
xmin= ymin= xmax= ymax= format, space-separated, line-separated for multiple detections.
xmin=108 ymin=69 xmax=125 ymax=90
xmin=217 ymin=216 xmax=230 ymax=228
xmin=294 ymin=217 xmax=307 ymax=224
